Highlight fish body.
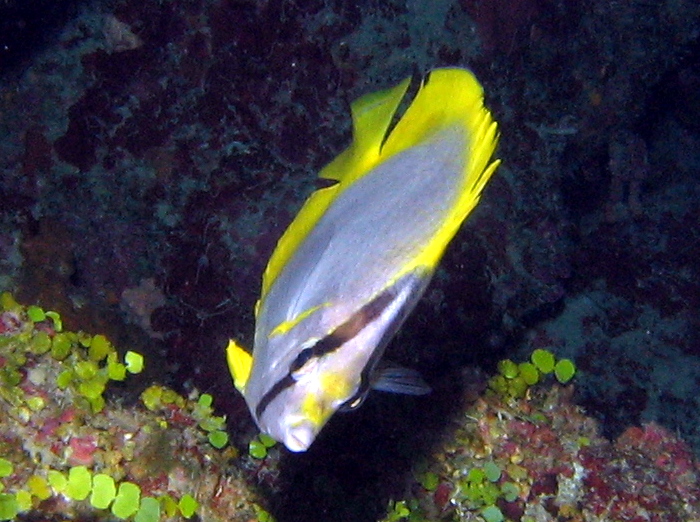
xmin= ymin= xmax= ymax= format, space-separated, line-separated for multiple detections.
xmin=227 ymin=67 xmax=500 ymax=452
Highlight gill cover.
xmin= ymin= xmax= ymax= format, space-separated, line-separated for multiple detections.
xmin=227 ymin=67 xmax=500 ymax=452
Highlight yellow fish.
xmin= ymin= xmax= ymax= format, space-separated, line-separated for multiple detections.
xmin=227 ymin=67 xmax=500 ymax=451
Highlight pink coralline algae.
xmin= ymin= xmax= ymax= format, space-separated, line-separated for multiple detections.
xmin=575 ymin=424 xmax=697 ymax=519
xmin=66 ymin=435 xmax=98 ymax=467
xmin=409 ymin=381 xmax=700 ymax=522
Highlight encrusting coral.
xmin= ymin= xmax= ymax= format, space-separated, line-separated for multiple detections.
xmin=0 ymin=293 xmax=267 ymax=521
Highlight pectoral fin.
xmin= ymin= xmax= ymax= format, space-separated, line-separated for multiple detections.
xmin=372 ymin=363 xmax=431 ymax=395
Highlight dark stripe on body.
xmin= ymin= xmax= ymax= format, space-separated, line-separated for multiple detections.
xmin=254 ymin=288 xmax=396 ymax=420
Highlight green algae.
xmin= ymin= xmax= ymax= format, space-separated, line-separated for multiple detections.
xmin=531 ymin=348 xmax=555 ymax=374
xmin=554 ymin=358 xmax=576 ymax=383
xmin=111 ymin=481 xmax=141 ymax=519
xmin=177 ymin=494 xmax=198 ymax=519
xmin=90 ymin=473 xmax=116 ymax=510
xmin=134 ymin=497 xmax=160 ymax=522
xmin=66 ymin=465 xmax=92 ymax=501
xmin=0 ymin=493 xmax=18 ymax=521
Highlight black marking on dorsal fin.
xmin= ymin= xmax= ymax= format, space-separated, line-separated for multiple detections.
xmin=379 ymin=68 xmax=424 ymax=153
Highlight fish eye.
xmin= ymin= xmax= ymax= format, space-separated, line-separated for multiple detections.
xmin=340 ymin=387 xmax=369 ymax=411
xmin=290 ymin=347 xmax=314 ymax=373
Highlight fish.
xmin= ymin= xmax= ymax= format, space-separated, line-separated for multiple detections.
xmin=226 ymin=67 xmax=500 ymax=452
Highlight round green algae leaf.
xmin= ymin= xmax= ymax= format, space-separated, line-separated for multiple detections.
xmin=140 ymin=386 xmax=163 ymax=411
xmin=89 ymin=334 xmax=112 ymax=361
xmin=78 ymin=331 xmax=93 ymax=347
xmin=497 ymin=359 xmax=518 ymax=379
xmin=111 ymin=481 xmax=141 ymax=519
xmin=108 ymin=360 xmax=127 ymax=381
xmin=178 ymin=494 xmax=198 ymax=519
xmin=208 ymin=430 xmax=229 ymax=449
xmin=50 ymin=333 xmax=72 ymax=361
xmin=1 ymin=367 xmax=21 ymax=387
xmin=466 ymin=467 xmax=486 ymax=484
xmin=90 ymin=473 xmax=116 ymax=510
xmin=31 ymin=331 xmax=52 ymax=355
xmin=27 ymin=475 xmax=51 ymax=501
xmin=134 ymin=496 xmax=160 ymax=522
xmin=500 ymin=481 xmax=519 ymax=503
xmin=89 ymin=395 xmax=106 ymax=414
xmin=14 ymin=490 xmax=31 ymax=511
xmin=460 ymin=481 xmax=480 ymax=503
xmin=488 ymin=374 xmax=508 ymax=394
xmin=0 ymin=493 xmax=18 ymax=521
xmin=253 ymin=505 xmax=274 ymax=522
xmin=26 ymin=305 xmax=46 ymax=323
xmin=160 ymin=388 xmax=183 ymax=406
xmin=56 ymin=370 xmax=73 ymax=389
xmin=199 ymin=415 xmax=225 ymax=432
xmin=518 ymin=362 xmax=540 ymax=385
xmin=508 ymin=376 xmax=528 ymax=398
xmin=66 ymin=466 xmax=92 ymax=501
xmin=481 ymin=505 xmax=504 ymax=522
xmin=75 ymin=360 xmax=98 ymax=380
xmin=44 ymin=311 xmax=63 ymax=332
xmin=198 ymin=393 xmax=213 ymax=408
xmin=125 ymin=351 xmax=144 ymax=374
xmin=419 ymin=471 xmax=439 ymax=491
xmin=160 ymin=495 xmax=178 ymax=518
xmin=554 ymin=358 xmax=576 ymax=383
xmin=483 ymin=462 xmax=502 ymax=483
xmin=531 ymin=349 xmax=555 ymax=374
xmin=0 ymin=292 xmax=20 ymax=311
xmin=0 ymin=458 xmax=13 ymax=478
xmin=26 ymin=396 xmax=46 ymax=412
xmin=480 ymin=482 xmax=501 ymax=505
xmin=249 ymin=439 xmax=267 ymax=459
xmin=47 ymin=470 xmax=67 ymax=493
xmin=78 ymin=377 xmax=107 ymax=400
xmin=259 ymin=433 xmax=277 ymax=448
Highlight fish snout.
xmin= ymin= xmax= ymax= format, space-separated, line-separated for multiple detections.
xmin=283 ymin=421 xmax=317 ymax=452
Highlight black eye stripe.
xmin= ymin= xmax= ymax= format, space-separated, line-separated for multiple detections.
xmin=290 ymin=347 xmax=314 ymax=373
xmin=254 ymin=288 xmax=396 ymax=420
xmin=255 ymin=373 xmax=295 ymax=419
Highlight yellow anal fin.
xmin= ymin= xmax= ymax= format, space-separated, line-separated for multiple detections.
xmin=226 ymin=339 xmax=252 ymax=393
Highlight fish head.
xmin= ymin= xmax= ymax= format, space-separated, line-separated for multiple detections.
xmin=251 ymin=334 xmax=371 ymax=452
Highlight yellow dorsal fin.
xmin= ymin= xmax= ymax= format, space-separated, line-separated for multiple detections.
xmin=259 ymin=77 xmax=410 ymax=302
xmin=226 ymin=339 xmax=252 ymax=392
xmin=322 ymin=76 xmax=411 ymax=183
xmin=259 ymin=68 xmax=499 ymax=303
xmin=387 ymin=68 xmax=500 ymax=278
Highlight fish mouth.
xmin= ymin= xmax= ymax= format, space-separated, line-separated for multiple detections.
xmin=283 ymin=422 xmax=316 ymax=452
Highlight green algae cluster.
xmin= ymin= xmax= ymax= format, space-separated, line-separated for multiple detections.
xmin=372 ymin=349 xmax=581 ymax=522
xmin=0 ymin=460 xmax=199 ymax=521
xmin=450 ymin=462 xmax=520 ymax=522
xmin=248 ymin=432 xmax=277 ymax=459
xmin=0 ymin=294 xmax=237 ymax=521
xmin=0 ymin=293 xmax=143 ymax=414
xmin=488 ymin=348 xmax=576 ymax=400
xmin=140 ymin=386 xmax=230 ymax=450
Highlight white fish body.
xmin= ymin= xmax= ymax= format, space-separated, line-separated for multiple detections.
xmin=227 ymin=67 xmax=500 ymax=452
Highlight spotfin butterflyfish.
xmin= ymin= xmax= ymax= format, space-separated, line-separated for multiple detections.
xmin=226 ymin=67 xmax=500 ymax=452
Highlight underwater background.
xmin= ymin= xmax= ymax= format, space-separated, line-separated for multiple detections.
xmin=1 ymin=0 xmax=700 ymax=521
